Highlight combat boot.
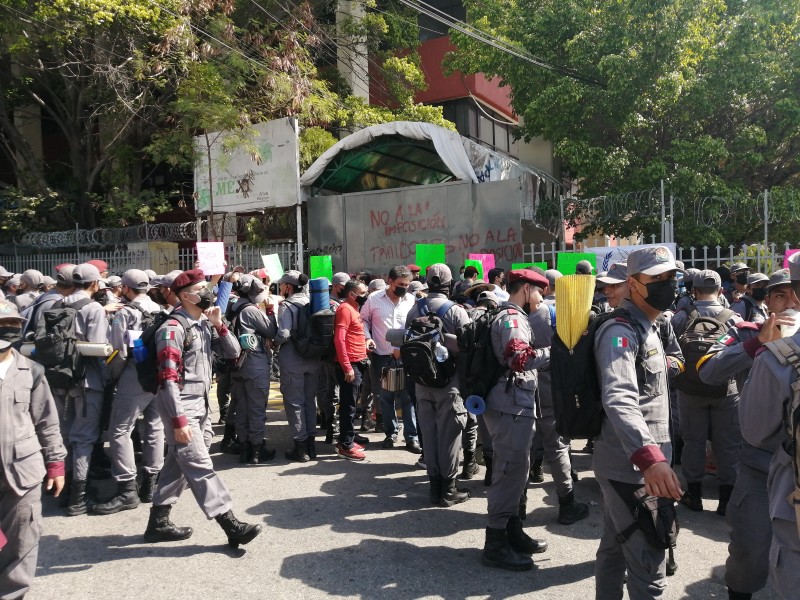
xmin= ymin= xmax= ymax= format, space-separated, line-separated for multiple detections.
xmin=307 ymin=437 xmax=317 ymax=460
xmin=139 ymin=472 xmax=159 ymax=503
xmin=285 ymin=440 xmax=310 ymax=463
xmin=440 ymin=478 xmax=470 ymax=507
xmin=215 ymin=509 xmax=262 ymax=548
xmin=144 ymin=505 xmax=193 ymax=543
xmin=66 ymin=480 xmax=88 ymax=516
xmin=727 ymin=587 xmax=752 ymax=600
xmin=557 ymin=491 xmax=590 ymax=525
xmin=681 ymin=482 xmax=703 ymax=512
xmin=481 ymin=527 xmax=533 ymax=571
xmin=717 ymin=484 xmax=734 ymax=516
xmin=506 ymin=515 xmax=548 ymax=555
xmin=459 ymin=450 xmax=479 ymax=480
xmin=92 ymin=479 xmax=140 ymax=515
xmin=428 ymin=475 xmax=442 ymax=505
xmin=219 ymin=423 xmax=237 ymax=453
xmin=254 ymin=440 xmax=276 ymax=463
xmin=518 ymin=489 xmax=528 ymax=520
xmin=483 ymin=456 xmax=493 ymax=487
xmin=240 ymin=441 xmax=254 ymax=464
xmin=529 ymin=456 xmax=544 ymax=483
xmin=59 ymin=471 xmax=73 ymax=508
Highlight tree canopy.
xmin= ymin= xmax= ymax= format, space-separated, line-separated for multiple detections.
xmin=446 ymin=0 xmax=800 ymax=246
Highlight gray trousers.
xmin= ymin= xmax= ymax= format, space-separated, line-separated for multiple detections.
xmin=108 ymin=387 xmax=164 ymax=482
xmin=69 ymin=387 xmax=104 ymax=481
xmin=415 ymin=381 xmax=467 ymax=480
xmin=725 ymin=463 xmax=770 ymax=593
xmin=316 ymin=361 xmax=339 ymax=421
xmin=536 ymin=381 xmax=574 ymax=497
xmin=483 ymin=409 xmax=535 ymax=529
xmin=477 ymin=414 xmax=492 ymax=459
xmin=678 ymin=391 xmax=740 ymax=486
xmin=0 ymin=480 xmax=41 ymax=600
xmin=152 ymin=408 xmax=233 ymax=519
xmin=595 ymin=476 xmax=667 ymax=600
xmin=231 ymin=358 xmax=271 ymax=444
xmin=281 ymin=368 xmax=319 ymax=442
xmin=770 ymin=517 xmax=800 ymax=600
xmin=462 ymin=412 xmax=478 ymax=454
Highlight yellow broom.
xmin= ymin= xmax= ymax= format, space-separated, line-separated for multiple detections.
xmin=555 ymin=274 xmax=597 ymax=350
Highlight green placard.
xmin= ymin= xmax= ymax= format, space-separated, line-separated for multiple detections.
xmin=415 ymin=243 xmax=446 ymax=276
xmin=511 ymin=262 xmax=548 ymax=271
xmin=556 ymin=252 xmax=596 ymax=275
xmin=309 ymin=255 xmax=333 ymax=282
xmin=464 ymin=259 xmax=484 ymax=280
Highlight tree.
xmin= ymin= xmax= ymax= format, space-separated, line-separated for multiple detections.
xmin=446 ymin=0 xmax=800 ymax=246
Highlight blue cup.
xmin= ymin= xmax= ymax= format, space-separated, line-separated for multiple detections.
xmin=465 ymin=395 xmax=485 ymax=415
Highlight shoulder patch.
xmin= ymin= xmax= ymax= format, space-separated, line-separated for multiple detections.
xmin=716 ymin=333 xmax=736 ymax=346
xmin=161 ymin=327 xmax=179 ymax=341
xmin=736 ymin=321 xmax=759 ymax=330
xmin=506 ymin=308 xmax=519 ymax=315
xmin=612 ymin=336 xmax=630 ymax=348
xmin=503 ymin=318 xmax=519 ymax=329
xmin=614 ymin=316 xmax=630 ymax=323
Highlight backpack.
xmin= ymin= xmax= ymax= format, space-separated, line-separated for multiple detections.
xmin=286 ymin=299 xmax=335 ymax=360
xmin=764 ymin=337 xmax=800 ymax=538
xmin=455 ymin=306 xmax=507 ymax=399
xmin=33 ymin=297 xmax=93 ymax=389
xmin=674 ymin=308 xmax=734 ymax=396
xmin=217 ymin=298 xmax=253 ymax=373
xmin=400 ymin=298 xmax=456 ymax=388
xmin=550 ymin=307 xmax=642 ymax=439
xmin=126 ymin=302 xmax=157 ymax=339
xmin=136 ymin=312 xmax=190 ymax=394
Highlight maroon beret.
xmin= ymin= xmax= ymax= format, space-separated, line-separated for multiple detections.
xmin=507 ymin=269 xmax=549 ymax=289
xmin=87 ymin=259 xmax=108 ymax=272
xmin=170 ymin=269 xmax=206 ymax=293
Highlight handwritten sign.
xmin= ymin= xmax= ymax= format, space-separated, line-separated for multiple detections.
xmin=260 ymin=253 xmax=284 ymax=283
xmin=196 ymin=242 xmax=226 ymax=275
xmin=415 ymin=244 xmax=446 ymax=276
xmin=469 ymin=253 xmax=496 ymax=279
xmin=784 ymin=249 xmax=800 ymax=268
xmin=557 ymin=252 xmax=596 ymax=276
xmin=310 ymin=255 xmax=333 ymax=282
xmin=464 ymin=259 xmax=484 ymax=280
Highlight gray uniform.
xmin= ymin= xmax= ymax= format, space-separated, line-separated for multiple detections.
xmin=739 ymin=334 xmax=800 ymax=600
xmin=699 ymin=320 xmax=772 ymax=595
xmin=12 ymin=290 xmax=39 ymax=313
xmin=672 ymin=300 xmax=741 ymax=487
xmin=107 ymin=296 xmax=165 ymax=483
xmin=731 ymin=294 xmax=767 ymax=324
xmin=275 ymin=293 xmax=322 ymax=442
xmin=484 ymin=301 xmax=549 ymax=529
xmin=151 ymin=309 xmax=240 ymax=518
xmin=0 ymin=351 xmax=67 ymax=599
xmin=593 ymin=299 xmax=672 ymax=600
xmin=405 ymin=294 xmax=471 ymax=480
xmin=63 ymin=291 xmax=108 ymax=482
xmin=230 ymin=303 xmax=277 ymax=444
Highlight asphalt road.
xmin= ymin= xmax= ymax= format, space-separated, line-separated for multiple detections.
xmin=29 ymin=384 xmax=778 ymax=600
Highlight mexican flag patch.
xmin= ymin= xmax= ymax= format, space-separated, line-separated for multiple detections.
xmin=717 ymin=333 xmax=735 ymax=346
xmin=161 ymin=329 xmax=177 ymax=341
xmin=612 ymin=337 xmax=629 ymax=348
xmin=504 ymin=319 xmax=518 ymax=329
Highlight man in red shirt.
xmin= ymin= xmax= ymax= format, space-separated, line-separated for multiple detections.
xmin=334 ymin=280 xmax=371 ymax=461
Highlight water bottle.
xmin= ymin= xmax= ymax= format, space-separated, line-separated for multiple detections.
xmin=434 ymin=342 xmax=449 ymax=362
xmin=132 ymin=338 xmax=149 ymax=364
xmin=465 ymin=395 xmax=486 ymax=415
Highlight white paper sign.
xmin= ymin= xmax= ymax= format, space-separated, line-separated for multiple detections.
xmin=196 ymin=242 xmax=226 ymax=275
xmin=584 ymin=243 xmax=678 ymax=272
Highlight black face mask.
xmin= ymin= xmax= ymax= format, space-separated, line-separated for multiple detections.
xmin=394 ymin=286 xmax=407 ymax=298
xmin=751 ymin=288 xmax=768 ymax=301
xmin=93 ymin=292 xmax=108 ymax=306
xmin=355 ymin=294 xmax=368 ymax=308
xmin=643 ymin=280 xmax=676 ymax=312
xmin=736 ymin=273 xmax=748 ymax=285
xmin=153 ymin=290 xmax=168 ymax=305
xmin=188 ymin=289 xmax=213 ymax=310
xmin=0 ymin=326 xmax=22 ymax=351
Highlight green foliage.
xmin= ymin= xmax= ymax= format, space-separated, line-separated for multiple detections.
xmin=93 ymin=189 xmax=171 ymax=227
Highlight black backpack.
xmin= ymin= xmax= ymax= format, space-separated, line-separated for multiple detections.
xmin=136 ymin=312 xmax=190 ymax=394
xmin=126 ymin=302 xmax=157 ymax=338
xmin=455 ymin=306 xmax=507 ymax=399
xmin=550 ymin=307 xmax=641 ymax=439
xmin=286 ymin=300 xmax=335 ymax=360
xmin=33 ymin=297 xmax=93 ymax=388
xmin=400 ymin=298 xmax=456 ymax=388
xmin=674 ymin=308 xmax=734 ymax=396
xmin=215 ymin=298 xmax=253 ymax=373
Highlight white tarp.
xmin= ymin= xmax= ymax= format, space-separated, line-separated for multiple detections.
xmin=194 ymin=118 xmax=298 ymax=214
xmin=585 ymin=243 xmax=678 ymax=272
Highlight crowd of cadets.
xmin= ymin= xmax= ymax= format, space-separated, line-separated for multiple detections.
xmin=1 ymin=249 xmax=800 ymax=600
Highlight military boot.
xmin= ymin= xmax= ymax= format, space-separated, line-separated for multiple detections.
xmin=92 ymin=479 xmax=140 ymax=515
xmin=529 ymin=456 xmax=544 ymax=483
xmin=481 ymin=527 xmax=533 ymax=571
xmin=240 ymin=441 xmax=254 ymax=464
xmin=144 ymin=505 xmax=193 ymax=543
xmin=506 ymin=515 xmax=548 ymax=555
xmin=717 ymin=484 xmax=734 ymax=516
xmin=139 ymin=472 xmax=159 ymax=503
xmin=307 ymin=437 xmax=317 ymax=460
xmin=428 ymin=475 xmax=443 ymax=505
xmin=254 ymin=440 xmax=276 ymax=464
xmin=680 ymin=482 xmax=703 ymax=512
xmin=518 ymin=489 xmax=528 ymax=520
xmin=66 ymin=480 xmax=89 ymax=516
xmin=215 ymin=509 xmax=263 ymax=548
xmin=557 ymin=491 xmax=590 ymax=525
xmin=459 ymin=450 xmax=479 ymax=480
xmin=483 ymin=456 xmax=493 ymax=487
xmin=219 ymin=423 xmax=237 ymax=453
xmin=727 ymin=587 xmax=752 ymax=600
xmin=440 ymin=478 xmax=470 ymax=507
xmin=285 ymin=440 xmax=310 ymax=463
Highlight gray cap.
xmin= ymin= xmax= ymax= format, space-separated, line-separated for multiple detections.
xmin=57 ymin=265 xmax=76 ymax=285
xmin=0 ymin=300 xmax=26 ymax=321
xmin=475 ymin=290 xmax=499 ymax=307
xmin=0 ymin=266 xmax=13 ymax=278
xmin=121 ymin=269 xmax=151 ymax=291
xmin=747 ymin=272 xmax=769 ymax=286
xmin=730 ymin=262 xmax=749 ymax=273
xmin=790 ymin=252 xmax=800 ymax=282
xmin=595 ymin=272 xmax=608 ymax=289
xmin=684 ymin=267 xmax=700 ymax=278
xmin=155 ymin=270 xmax=183 ymax=289
xmin=277 ymin=270 xmax=303 ymax=287
xmin=675 ymin=260 xmax=685 ymax=269
xmin=332 ymin=272 xmax=350 ymax=286
xmin=627 ymin=246 xmax=680 ymax=277
xmin=766 ymin=269 xmax=792 ymax=291
xmin=598 ymin=262 xmax=628 ymax=284
xmin=368 ymin=279 xmax=387 ymax=293
xmin=6 ymin=275 xmax=20 ymax=287
xmin=72 ymin=263 xmax=102 ymax=284
xmin=106 ymin=275 xmax=122 ymax=288
xmin=408 ymin=281 xmax=426 ymax=294
xmin=144 ymin=269 xmax=157 ymax=282
xmin=20 ymin=269 xmax=44 ymax=289
xmin=238 ymin=274 xmax=266 ymax=298
xmin=575 ymin=260 xmax=594 ymax=275
xmin=426 ymin=263 xmax=452 ymax=289
xmin=693 ymin=269 xmax=721 ymax=289
xmin=544 ymin=269 xmax=563 ymax=289
xmin=42 ymin=276 xmax=56 ymax=287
